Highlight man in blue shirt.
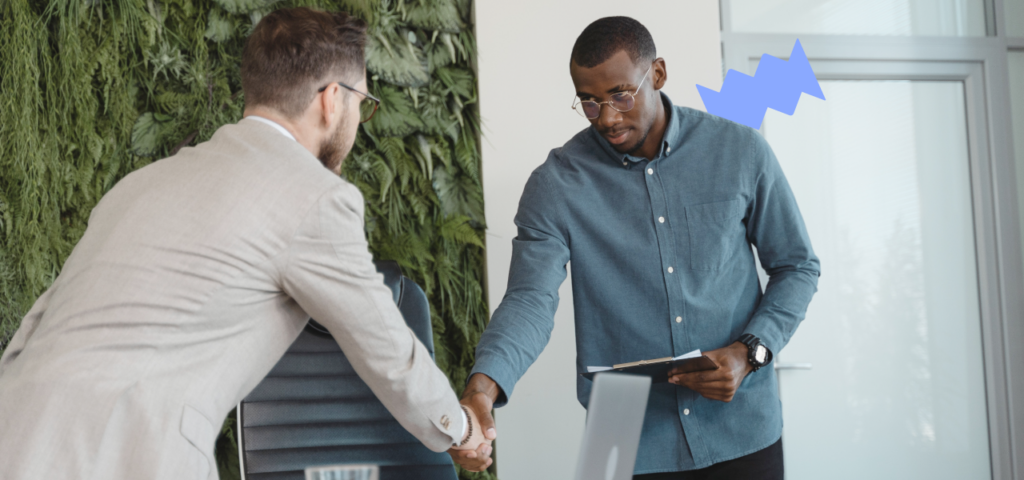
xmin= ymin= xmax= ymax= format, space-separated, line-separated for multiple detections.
xmin=449 ymin=16 xmax=820 ymax=479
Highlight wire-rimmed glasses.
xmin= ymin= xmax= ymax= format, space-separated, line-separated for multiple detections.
xmin=572 ymin=65 xmax=653 ymax=119
xmin=317 ymin=81 xmax=381 ymax=123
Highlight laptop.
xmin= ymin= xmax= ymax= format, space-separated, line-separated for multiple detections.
xmin=574 ymin=372 xmax=652 ymax=480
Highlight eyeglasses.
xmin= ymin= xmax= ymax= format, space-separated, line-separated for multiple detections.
xmin=317 ymin=81 xmax=381 ymax=123
xmin=572 ymin=65 xmax=652 ymax=119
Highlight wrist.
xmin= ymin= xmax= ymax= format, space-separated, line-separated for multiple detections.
xmin=459 ymin=405 xmax=473 ymax=446
xmin=464 ymin=373 xmax=500 ymax=404
xmin=731 ymin=342 xmax=754 ymax=373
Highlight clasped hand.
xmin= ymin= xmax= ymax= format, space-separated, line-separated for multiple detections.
xmin=668 ymin=341 xmax=752 ymax=402
xmin=448 ymin=375 xmax=499 ymax=472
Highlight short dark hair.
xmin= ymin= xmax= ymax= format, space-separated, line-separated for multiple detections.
xmin=570 ymin=16 xmax=657 ymax=68
xmin=241 ymin=7 xmax=367 ymax=118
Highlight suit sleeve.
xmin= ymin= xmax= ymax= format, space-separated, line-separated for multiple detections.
xmin=743 ymin=132 xmax=821 ymax=355
xmin=0 ymin=286 xmax=56 ymax=375
xmin=277 ymin=183 xmax=464 ymax=453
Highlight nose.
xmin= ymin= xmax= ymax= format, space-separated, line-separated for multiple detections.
xmin=597 ymin=103 xmax=621 ymax=130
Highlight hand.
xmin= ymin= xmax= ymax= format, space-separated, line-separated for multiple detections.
xmin=668 ymin=342 xmax=752 ymax=402
xmin=447 ymin=373 xmax=500 ymax=472
xmin=452 ymin=403 xmax=490 ymax=451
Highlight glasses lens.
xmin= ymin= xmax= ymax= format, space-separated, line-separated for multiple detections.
xmin=609 ymin=93 xmax=634 ymax=113
xmin=581 ymin=101 xmax=601 ymax=119
xmin=360 ymin=98 xmax=378 ymax=123
xmin=573 ymin=102 xmax=588 ymax=117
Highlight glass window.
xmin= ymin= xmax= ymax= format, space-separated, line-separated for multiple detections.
xmin=729 ymin=0 xmax=987 ymax=36
xmin=1010 ymin=52 xmax=1024 ymax=270
xmin=762 ymin=80 xmax=991 ymax=480
xmin=1007 ymin=0 xmax=1024 ymax=36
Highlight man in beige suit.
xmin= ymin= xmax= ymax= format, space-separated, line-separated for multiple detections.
xmin=0 ymin=8 xmax=495 ymax=479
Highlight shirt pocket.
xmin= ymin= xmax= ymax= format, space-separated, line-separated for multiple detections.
xmin=684 ymin=199 xmax=747 ymax=271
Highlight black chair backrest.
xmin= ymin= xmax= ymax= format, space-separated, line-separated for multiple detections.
xmin=238 ymin=261 xmax=457 ymax=480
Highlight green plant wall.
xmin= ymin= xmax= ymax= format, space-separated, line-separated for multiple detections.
xmin=0 ymin=0 xmax=492 ymax=478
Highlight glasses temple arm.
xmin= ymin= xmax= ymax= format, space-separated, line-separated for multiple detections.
xmin=635 ymin=65 xmax=653 ymax=94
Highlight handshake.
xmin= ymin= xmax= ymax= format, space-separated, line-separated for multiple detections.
xmin=447 ymin=373 xmax=501 ymax=472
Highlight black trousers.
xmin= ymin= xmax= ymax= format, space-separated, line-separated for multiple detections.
xmin=633 ymin=438 xmax=784 ymax=480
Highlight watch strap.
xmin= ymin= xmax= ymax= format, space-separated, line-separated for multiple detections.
xmin=737 ymin=334 xmax=771 ymax=372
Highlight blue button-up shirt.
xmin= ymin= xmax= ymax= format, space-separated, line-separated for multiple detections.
xmin=471 ymin=93 xmax=820 ymax=474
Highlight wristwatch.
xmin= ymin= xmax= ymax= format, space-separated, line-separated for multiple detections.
xmin=738 ymin=334 xmax=772 ymax=372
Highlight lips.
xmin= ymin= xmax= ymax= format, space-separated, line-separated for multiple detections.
xmin=604 ymin=129 xmax=630 ymax=145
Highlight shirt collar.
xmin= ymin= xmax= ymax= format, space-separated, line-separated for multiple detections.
xmin=246 ymin=115 xmax=297 ymax=142
xmin=593 ymin=92 xmax=681 ymax=166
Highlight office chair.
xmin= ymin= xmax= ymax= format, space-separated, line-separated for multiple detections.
xmin=237 ymin=261 xmax=459 ymax=480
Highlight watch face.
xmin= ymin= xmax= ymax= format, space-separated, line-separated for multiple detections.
xmin=754 ymin=345 xmax=767 ymax=363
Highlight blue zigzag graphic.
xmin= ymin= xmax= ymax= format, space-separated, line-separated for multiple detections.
xmin=697 ymin=39 xmax=825 ymax=130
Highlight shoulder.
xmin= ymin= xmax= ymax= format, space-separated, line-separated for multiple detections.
xmin=318 ymin=180 xmax=366 ymax=214
xmin=511 ymin=129 xmax=595 ymax=228
xmin=195 ymin=120 xmax=362 ymax=222
xmin=529 ymin=126 xmax=595 ymax=184
xmin=675 ymin=106 xmax=772 ymax=171
xmin=676 ymin=106 xmax=762 ymax=145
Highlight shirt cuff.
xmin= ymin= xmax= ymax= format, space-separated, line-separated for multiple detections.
xmin=460 ymin=408 xmax=468 ymax=440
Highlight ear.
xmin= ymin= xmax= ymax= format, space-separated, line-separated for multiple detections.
xmin=319 ymin=83 xmax=339 ymax=126
xmin=652 ymin=57 xmax=668 ymax=90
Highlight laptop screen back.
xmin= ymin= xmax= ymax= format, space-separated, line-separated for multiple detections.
xmin=574 ymin=373 xmax=652 ymax=480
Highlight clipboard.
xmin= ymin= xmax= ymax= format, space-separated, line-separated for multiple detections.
xmin=580 ymin=355 xmax=719 ymax=383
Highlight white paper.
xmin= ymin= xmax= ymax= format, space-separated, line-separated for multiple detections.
xmin=586 ymin=349 xmax=701 ymax=373
xmin=673 ymin=349 xmax=702 ymax=361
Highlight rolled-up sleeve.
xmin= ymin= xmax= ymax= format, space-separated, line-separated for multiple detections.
xmin=277 ymin=182 xmax=464 ymax=452
xmin=470 ymin=168 xmax=570 ymax=407
xmin=742 ymin=133 xmax=821 ymax=355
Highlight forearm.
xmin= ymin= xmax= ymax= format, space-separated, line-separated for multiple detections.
xmin=471 ymin=170 xmax=569 ymax=405
xmin=469 ymin=300 xmax=555 ymax=407
xmin=744 ymin=263 xmax=819 ymax=353
xmin=280 ymin=186 xmax=466 ymax=452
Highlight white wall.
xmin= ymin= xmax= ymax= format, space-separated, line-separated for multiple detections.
xmin=475 ymin=2 xmax=723 ymax=478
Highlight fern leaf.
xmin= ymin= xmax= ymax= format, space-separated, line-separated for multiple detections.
xmin=367 ymin=28 xmax=429 ymax=87
xmin=130 ymin=112 xmax=176 ymax=157
xmin=364 ymin=84 xmax=424 ymax=137
xmin=404 ymin=0 xmax=462 ymax=33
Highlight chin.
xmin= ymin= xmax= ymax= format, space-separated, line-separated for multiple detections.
xmin=612 ymin=140 xmax=644 ymax=155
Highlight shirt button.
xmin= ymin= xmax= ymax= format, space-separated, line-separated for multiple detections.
xmin=683 ymin=408 xmax=690 ymax=415
xmin=647 ymin=168 xmax=654 ymax=175
xmin=668 ymin=267 xmax=674 ymax=273
xmin=658 ymin=216 xmax=665 ymax=223
xmin=622 ymin=161 xmax=627 ymax=166
xmin=667 ymin=146 xmax=672 ymax=153
xmin=675 ymin=316 xmax=682 ymax=323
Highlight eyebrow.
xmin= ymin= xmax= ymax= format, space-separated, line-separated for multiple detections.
xmin=576 ymin=84 xmax=634 ymax=99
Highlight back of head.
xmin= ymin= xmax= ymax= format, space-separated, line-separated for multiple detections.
xmin=242 ymin=7 xmax=367 ymax=119
xmin=570 ymin=16 xmax=657 ymax=68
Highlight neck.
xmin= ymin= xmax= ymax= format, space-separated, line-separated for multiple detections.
xmin=244 ymin=107 xmax=319 ymax=158
xmin=634 ymin=97 xmax=668 ymax=161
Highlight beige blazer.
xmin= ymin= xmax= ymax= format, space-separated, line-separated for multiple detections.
xmin=0 ymin=119 xmax=464 ymax=480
